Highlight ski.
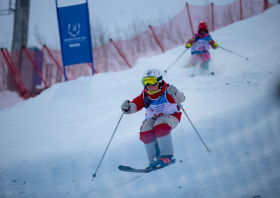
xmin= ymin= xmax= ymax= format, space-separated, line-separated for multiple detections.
xmin=118 ymin=165 xmax=156 ymax=173
xmin=189 ymin=72 xmax=214 ymax=77
xmin=118 ymin=159 xmax=176 ymax=173
xmin=181 ymin=64 xmax=194 ymax=68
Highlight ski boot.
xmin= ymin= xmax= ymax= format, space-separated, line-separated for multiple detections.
xmin=200 ymin=60 xmax=209 ymax=70
xmin=154 ymin=156 xmax=174 ymax=169
xmin=146 ymin=158 xmax=159 ymax=169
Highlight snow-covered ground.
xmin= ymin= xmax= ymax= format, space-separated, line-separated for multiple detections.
xmin=0 ymin=2 xmax=280 ymax=197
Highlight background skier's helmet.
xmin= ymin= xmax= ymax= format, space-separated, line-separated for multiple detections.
xmin=142 ymin=69 xmax=163 ymax=86
xmin=198 ymin=21 xmax=209 ymax=34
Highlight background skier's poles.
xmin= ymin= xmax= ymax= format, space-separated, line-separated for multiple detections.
xmin=172 ymin=94 xmax=210 ymax=152
xmin=164 ymin=48 xmax=188 ymax=73
xmin=218 ymin=46 xmax=249 ymax=60
xmin=92 ymin=111 xmax=125 ymax=179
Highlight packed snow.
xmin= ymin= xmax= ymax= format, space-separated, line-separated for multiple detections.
xmin=0 ymin=1 xmax=280 ymax=198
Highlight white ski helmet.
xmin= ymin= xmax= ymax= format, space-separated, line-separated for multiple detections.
xmin=142 ymin=69 xmax=163 ymax=86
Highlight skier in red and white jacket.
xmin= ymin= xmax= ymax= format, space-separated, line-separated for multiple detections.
xmin=121 ymin=69 xmax=185 ymax=169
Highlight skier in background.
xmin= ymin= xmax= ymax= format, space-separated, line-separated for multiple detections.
xmin=121 ymin=69 xmax=185 ymax=169
xmin=185 ymin=21 xmax=219 ymax=70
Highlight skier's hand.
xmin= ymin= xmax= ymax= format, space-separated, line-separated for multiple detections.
xmin=213 ymin=42 xmax=219 ymax=49
xmin=186 ymin=43 xmax=191 ymax=49
xmin=121 ymin=100 xmax=131 ymax=114
xmin=167 ymin=85 xmax=177 ymax=95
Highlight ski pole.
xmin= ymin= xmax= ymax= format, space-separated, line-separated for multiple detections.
xmin=218 ymin=46 xmax=248 ymax=60
xmin=172 ymin=94 xmax=210 ymax=152
xmin=92 ymin=111 xmax=125 ymax=179
xmin=164 ymin=48 xmax=188 ymax=73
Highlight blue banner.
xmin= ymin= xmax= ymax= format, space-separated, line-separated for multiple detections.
xmin=56 ymin=1 xmax=94 ymax=80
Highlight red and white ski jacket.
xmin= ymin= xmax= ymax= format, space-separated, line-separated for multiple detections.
xmin=130 ymin=81 xmax=183 ymax=122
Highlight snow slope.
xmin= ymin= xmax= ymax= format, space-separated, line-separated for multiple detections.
xmin=0 ymin=4 xmax=280 ymax=198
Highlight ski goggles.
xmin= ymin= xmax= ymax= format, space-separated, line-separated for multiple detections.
xmin=198 ymin=28 xmax=208 ymax=33
xmin=142 ymin=76 xmax=162 ymax=86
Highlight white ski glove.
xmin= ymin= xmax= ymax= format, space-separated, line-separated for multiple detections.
xmin=121 ymin=100 xmax=131 ymax=114
xmin=166 ymin=85 xmax=177 ymax=95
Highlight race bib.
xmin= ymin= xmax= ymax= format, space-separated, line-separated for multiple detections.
xmin=191 ymin=39 xmax=210 ymax=53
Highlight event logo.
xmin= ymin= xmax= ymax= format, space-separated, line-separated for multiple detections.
xmin=68 ymin=23 xmax=81 ymax=37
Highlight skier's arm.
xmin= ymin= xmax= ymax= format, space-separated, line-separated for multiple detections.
xmin=174 ymin=89 xmax=185 ymax=103
xmin=129 ymin=103 xmax=138 ymax=114
xmin=121 ymin=100 xmax=138 ymax=114
xmin=185 ymin=37 xmax=194 ymax=48
xmin=121 ymin=92 xmax=145 ymax=114
xmin=166 ymin=85 xmax=185 ymax=103
xmin=209 ymin=35 xmax=218 ymax=49
xmin=130 ymin=93 xmax=145 ymax=112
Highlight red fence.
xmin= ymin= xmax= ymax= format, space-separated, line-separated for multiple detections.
xmin=0 ymin=0 xmax=274 ymax=111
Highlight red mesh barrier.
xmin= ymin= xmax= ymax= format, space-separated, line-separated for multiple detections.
xmin=112 ymin=29 xmax=164 ymax=69
xmin=152 ymin=7 xmax=193 ymax=52
xmin=93 ymin=41 xmax=130 ymax=73
xmin=0 ymin=1 xmax=275 ymax=111
xmin=43 ymin=47 xmax=92 ymax=81
xmin=242 ymin=0 xmax=272 ymax=20
xmin=42 ymin=47 xmax=65 ymax=85
xmin=212 ymin=2 xmax=242 ymax=31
